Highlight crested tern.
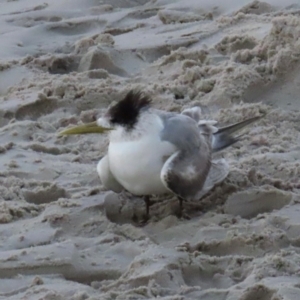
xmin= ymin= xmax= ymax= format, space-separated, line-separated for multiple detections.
xmin=59 ymin=90 xmax=264 ymax=218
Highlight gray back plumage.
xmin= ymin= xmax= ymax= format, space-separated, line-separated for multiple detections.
xmin=159 ymin=112 xmax=203 ymax=152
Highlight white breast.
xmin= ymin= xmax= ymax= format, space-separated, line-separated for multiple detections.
xmin=108 ymin=114 xmax=176 ymax=195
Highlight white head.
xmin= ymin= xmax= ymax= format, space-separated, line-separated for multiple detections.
xmin=98 ymin=90 xmax=152 ymax=131
xmin=58 ymin=90 xmax=152 ymax=137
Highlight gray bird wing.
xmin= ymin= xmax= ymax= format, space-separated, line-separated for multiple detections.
xmin=195 ymin=158 xmax=229 ymax=199
xmin=97 ymin=155 xmax=124 ymax=193
xmin=158 ymin=112 xmax=212 ymax=201
xmin=181 ymin=106 xmax=202 ymax=122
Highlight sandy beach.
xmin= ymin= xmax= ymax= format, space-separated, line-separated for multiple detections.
xmin=1 ymin=0 xmax=300 ymax=299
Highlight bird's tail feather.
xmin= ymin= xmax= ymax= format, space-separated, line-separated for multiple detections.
xmin=212 ymin=114 xmax=264 ymax=152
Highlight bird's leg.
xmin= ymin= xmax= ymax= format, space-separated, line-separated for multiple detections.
xmin=143 ymin=195 xmax=151 ymax=217
xmin=176 ymin=197 xmax=191 ymax=219
xmin=178 ymin=197 xmax=184 ymax=218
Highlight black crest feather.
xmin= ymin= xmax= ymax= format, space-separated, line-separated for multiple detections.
xmin=108 ymin=90 xmax=152 ymax=129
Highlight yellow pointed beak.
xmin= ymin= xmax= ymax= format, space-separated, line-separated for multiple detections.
xmin=57 ymin=121 xmax=113 ymax=136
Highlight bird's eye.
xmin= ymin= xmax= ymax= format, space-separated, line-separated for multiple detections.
xmin=110 ymin=117 xmax=118 ymax=124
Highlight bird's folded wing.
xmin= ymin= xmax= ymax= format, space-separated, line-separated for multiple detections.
xmin=160 ymin=146 xmax=211 ymax=201
xmin=159 ymin=113 xmax=212 ymax=201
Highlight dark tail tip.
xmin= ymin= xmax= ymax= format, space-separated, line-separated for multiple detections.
xmin=212 ymin=114 xmax=265 ymax=152
xmin=212 ymin=133 xmax=239 ymax=152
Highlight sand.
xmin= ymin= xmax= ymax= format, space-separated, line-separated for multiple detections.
xmin=1 ymin=0 xmax=300 ymax=299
